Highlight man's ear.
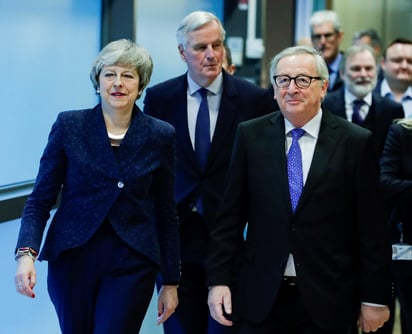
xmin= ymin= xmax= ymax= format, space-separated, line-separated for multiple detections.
xmin=178 ymin=45 xmax=186 ymax=62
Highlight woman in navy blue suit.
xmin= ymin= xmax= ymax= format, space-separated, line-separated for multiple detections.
xmin=14 ymin=39 xmax=180 ymax=334
xmin=381 ymin=118 xmax=412 ymax=334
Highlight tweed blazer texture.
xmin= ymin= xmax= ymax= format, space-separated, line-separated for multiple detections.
xmin=16 ymin=104 xmax=180 ymax=282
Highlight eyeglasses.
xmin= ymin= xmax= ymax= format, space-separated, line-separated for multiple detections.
xmin=311 ymin=32 xmax=337 ymax=42
xmin=273 ymin=75 xmax=322 ymax=89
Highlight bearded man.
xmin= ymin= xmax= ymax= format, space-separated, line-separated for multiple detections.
xmin=323 ymin=44 xmax=404 ymax=156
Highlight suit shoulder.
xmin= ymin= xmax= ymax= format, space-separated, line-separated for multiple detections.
xmin=230 ymin=75 xmax=266 ymax=94
xmin=146 ymin=75 xmax=186 ymax=94
xmin=373 ymin=93 xmax=404 ymax=109
xmin=54 ymin=107 xmax=96 ymax=125
xmin=330 ymin=111 xmax=373 ymax=137
xmin=142 ymin=112 xmax=175 ymax=134
xmin=322 ymin=89 xmax=342 ymax=104
xmin=239 ymin=111 xmax=279 ymax=128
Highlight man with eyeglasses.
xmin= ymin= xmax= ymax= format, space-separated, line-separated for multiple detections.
xmin=310 ymin=10 xmax=345 ymax=92
xmin=207 ymin=45 xmax=391 ymax=334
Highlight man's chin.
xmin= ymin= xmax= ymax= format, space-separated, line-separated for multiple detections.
xmin=203 ymin=68 xmax=221 ymax=77
xmin=351 ymin=84 xmax=373 ymax=97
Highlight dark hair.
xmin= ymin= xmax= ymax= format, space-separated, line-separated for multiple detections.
xmin=383 ymin=37 xmax=412 ymax=59
xmin=352 ymin=29 xmax=382 ymax=52
xmin=224 ymin=44 xmax=233 ymax=66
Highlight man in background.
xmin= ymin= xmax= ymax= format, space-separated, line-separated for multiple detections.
xmin=323 ymin=44 xmax=404 ymax=156
xmin=376 ymin=38 xmax=412 ymax=118
xmin=310 ymin=10 xmax=344 ymax=92
xmin=222 ymin=44 xmax=236 ymax=75
xmin=353 ymin=29 xmax=383 ymax=57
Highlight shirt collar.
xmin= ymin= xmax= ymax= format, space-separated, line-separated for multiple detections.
xmin=284 ymin=108 xmax=322 ymax=139
xmin=344 ymin=90 xmax=372 ymax=106
xmin=187 ymin=72 xmax=223 ymax=96
xmin=380 ymin=79 xmax=394 ymax=99
xmin=380 ymin=79 xmax=412 ymax=101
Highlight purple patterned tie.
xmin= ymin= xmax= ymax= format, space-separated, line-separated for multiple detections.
xmin=288 ymin=128 xmax=305 ymax=211
xmin=195 ymin=88 xmax=211 ymax=171
xmin=352 ymin=100 xmax=365 ymax=125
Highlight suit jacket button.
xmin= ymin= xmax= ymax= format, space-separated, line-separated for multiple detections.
xmin=117 ymin=181 xmax=124 ymax=188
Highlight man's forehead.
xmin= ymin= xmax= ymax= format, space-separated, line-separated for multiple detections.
xmin=387 ymin=43 xmax=412 ymax=55
xmin=312 ymin=21 xmax=335 ymax=32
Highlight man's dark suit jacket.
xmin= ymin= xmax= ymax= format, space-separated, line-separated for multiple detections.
xmin=143 ymin=71 xmax=274 ymax=262
xmin=374 ymin=79 xmax=384 ymax=96
xmin=323 ymin=87 xmax=404 ymax=155
xmin=207 ymin=109 xmax=392 ymax=330
xmin=16 ymin=105 xmax=180 ymax=283
xmin=328 ymin=68 xmax=344 ymax=92
xmin=327 ymin=52 xmax=344 ymax=92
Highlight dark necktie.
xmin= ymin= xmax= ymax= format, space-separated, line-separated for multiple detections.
xmin=352 ymin=100 xmax=365 ymax=125
xmin=327 ymin=65 xmax=333 ymax=91
xmin=195 ymin=88 xmax=210 ymax=171
xmin=327 ymin=65 xmax=332 ymax=75
xmin=288 ymin=128 xmax=305 ymax=212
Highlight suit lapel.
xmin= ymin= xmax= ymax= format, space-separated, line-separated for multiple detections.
xmin=267 ymin=112 xmax=292 ymax=212
xmin=207 ymin=73 xmax=238 ymax=168
xmin=85 ymin=105 xmax=121 ymax=179
xmin=163 ymin=76 xmax=199 ymax=170
xmin=116 ymin=107 xmax=150 ymax=164
xmin=298 ymin=111 xmax=340 ymax=211
xmin=334 ymin=89 xmax=347 ymax=119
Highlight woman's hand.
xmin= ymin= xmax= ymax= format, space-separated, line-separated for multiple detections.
xmin=15 ymin=256 xmax=37 ymax=298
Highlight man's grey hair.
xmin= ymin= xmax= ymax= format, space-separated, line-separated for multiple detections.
xmin=309 ymin=10 xmax=342 ymax=33
xmin=269 ymin=45 xmax=329 ymax=86
xmin=176 ymin=11 xmax=225 ymax=49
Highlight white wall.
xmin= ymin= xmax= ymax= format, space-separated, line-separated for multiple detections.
xmin=0 ymin=1 xmax=100 ymax=185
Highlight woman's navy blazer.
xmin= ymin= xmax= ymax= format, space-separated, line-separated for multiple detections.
xmin=16 ymin=104 xmax=180 ymax=283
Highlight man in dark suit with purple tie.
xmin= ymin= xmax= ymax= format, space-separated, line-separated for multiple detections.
xmin=207 ymin=45 xmax=392 ymax=334
xmin=143 ymin=10 xmax=274 ymax=334
xmin=323 ymin=44 xmax=404 ymax=157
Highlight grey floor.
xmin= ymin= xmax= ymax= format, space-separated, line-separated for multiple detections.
xmin=0 ymin=219 xmax=162 ymax=334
